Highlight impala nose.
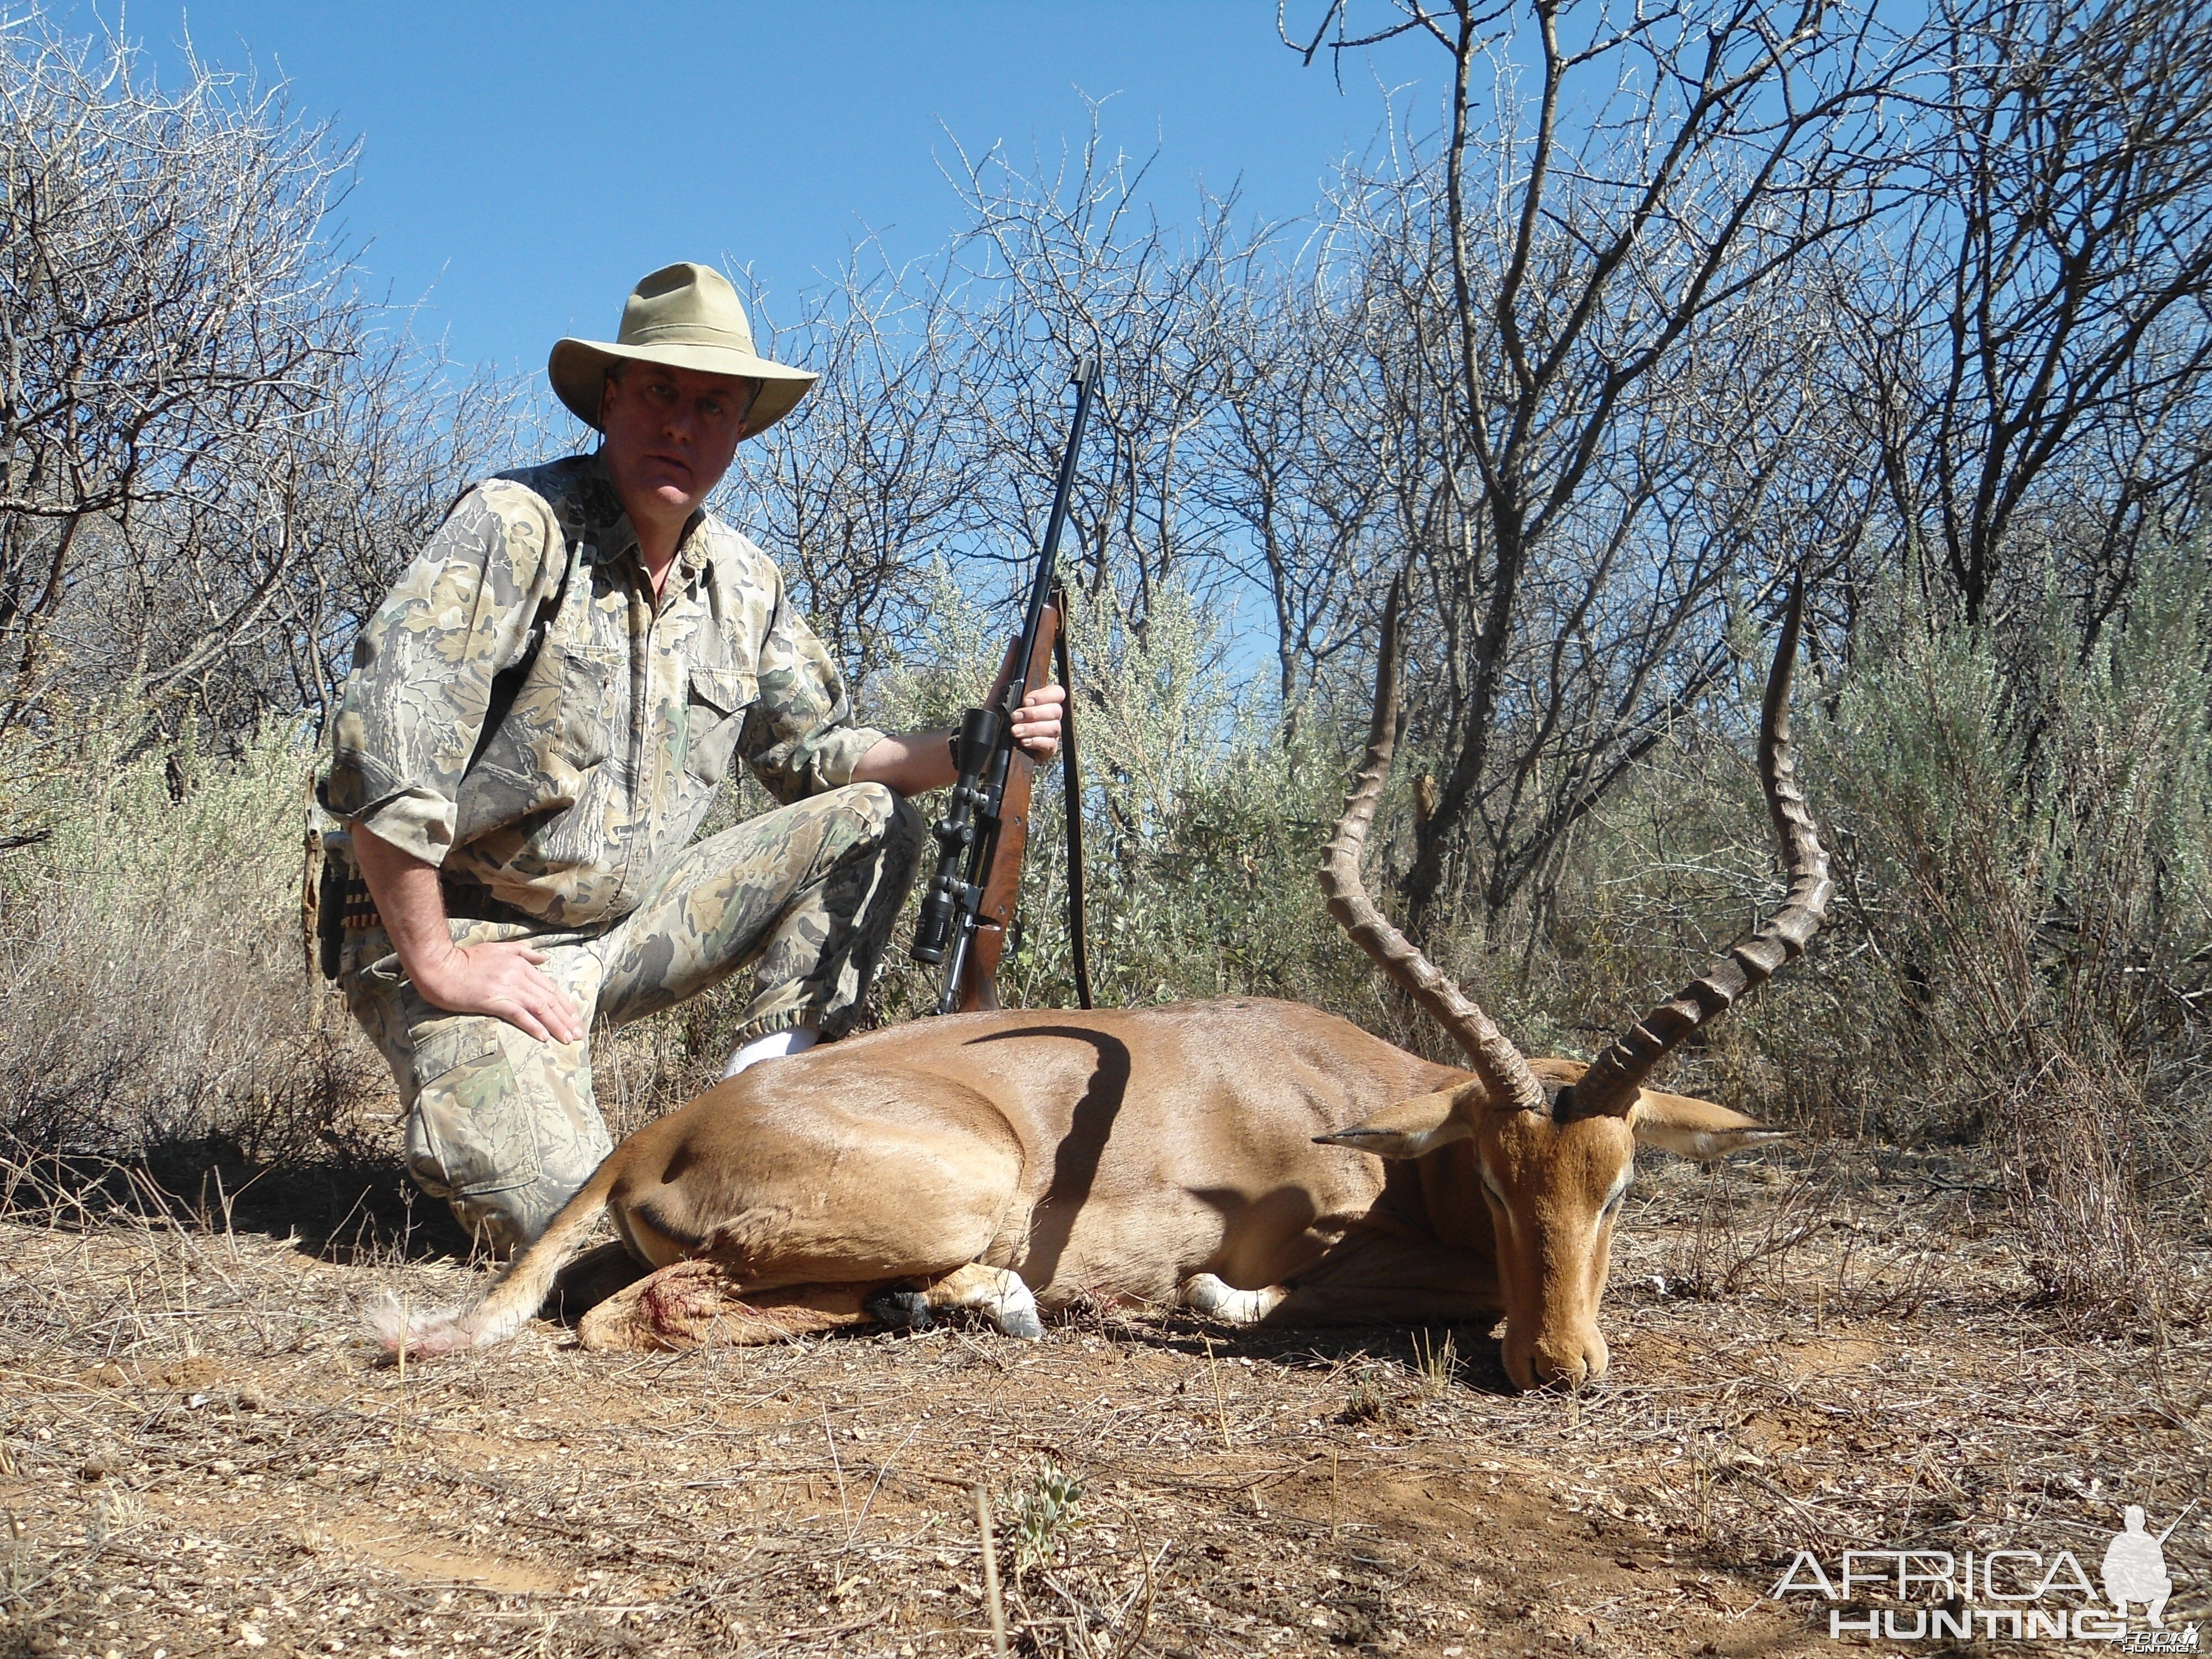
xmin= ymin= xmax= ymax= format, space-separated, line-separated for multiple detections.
xmin=1521 ymin=1327 xmax=1610 ymax=1390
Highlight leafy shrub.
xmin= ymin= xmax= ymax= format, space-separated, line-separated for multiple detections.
xmin=1807 ymin=555 xmax=2212 ymax=1312
xmin=0 ymin=711 xmax=388 ymax=1166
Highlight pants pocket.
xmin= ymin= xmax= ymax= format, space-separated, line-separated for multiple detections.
xmin=403 ymin=1017 xmax=541 ymax=1198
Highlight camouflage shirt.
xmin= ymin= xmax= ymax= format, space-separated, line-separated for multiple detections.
xmin=324 ymin=453 xmax=885 ymax=928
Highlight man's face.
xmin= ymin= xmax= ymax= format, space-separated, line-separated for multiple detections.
xmin=598 ymin=362 xmax=755 ymax=528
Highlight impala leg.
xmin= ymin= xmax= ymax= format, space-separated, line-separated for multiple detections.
xmin=541 ymin=1238 xmax=651 ymax=1324
xmin=1180 ymin=1272 xmax=1498 ymax=1327
xmin=1180 ymin=1230 xmax=1505 ymax=1329
xmin=920 ymin=1262 xmax=1044 ymax=1339
xmin=576 ymin=1259 xmax=879 ymax=1352
xmin=1178 ymin=1273 xmax=1289 ymax=1324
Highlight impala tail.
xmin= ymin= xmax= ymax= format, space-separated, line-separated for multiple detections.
xmin=366 ymin=1154 xmax=624 ymax=1358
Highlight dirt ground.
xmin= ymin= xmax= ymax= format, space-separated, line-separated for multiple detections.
xmin=2 ymin=1140 xmax=2207 ymax=1658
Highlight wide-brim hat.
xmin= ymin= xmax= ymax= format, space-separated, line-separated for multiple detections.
xmin=549 ymin=261 xmax=816 ymax=438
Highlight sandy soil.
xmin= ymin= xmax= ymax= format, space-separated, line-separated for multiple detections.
xmin=2 ymin=1144 xmax=2206 ymax=1657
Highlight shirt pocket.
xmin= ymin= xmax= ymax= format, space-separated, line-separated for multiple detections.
xmin=558 ymin=648 xmax=621 ymax=770
xmin=684 ymin=665 xmax=756 ymax=787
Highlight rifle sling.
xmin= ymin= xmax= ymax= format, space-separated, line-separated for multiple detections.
xmin=1054 ymin=612 xmax=1093 ymax=1011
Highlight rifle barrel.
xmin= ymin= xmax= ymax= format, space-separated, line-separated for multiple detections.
xmin=2156 ymin=1497 xmax=2198 ymax=1544
xmin=1003 ymin=357 xmax=1097 ymax=718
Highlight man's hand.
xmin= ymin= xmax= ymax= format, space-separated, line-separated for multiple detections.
xmin=1007 ymin=681 xmax=1066 ymax=761
xmin=410 ymin=940 xmax=586 ymax=1046
xmin=983 ymin=640 xmax=1067 ymax=763
xmin=349 ymin=825 xmax=585 ymax=1045
xmin=851 ymin=682 xmax=1071 ymax=797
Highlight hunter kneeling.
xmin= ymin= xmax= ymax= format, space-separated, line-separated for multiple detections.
xmin=320 ymin=261 xmax=1061 ymax=1252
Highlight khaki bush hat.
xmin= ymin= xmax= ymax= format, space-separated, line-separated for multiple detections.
xmin=549 ymin=261 xmax=816 ymax=437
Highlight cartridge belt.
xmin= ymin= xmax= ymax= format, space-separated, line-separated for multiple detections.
xmin=335 ymin=871 xmax=538 ymax=931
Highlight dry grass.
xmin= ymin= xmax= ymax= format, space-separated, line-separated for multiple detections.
xmin=3 ymin=1135 xmax=2206 ymax=1658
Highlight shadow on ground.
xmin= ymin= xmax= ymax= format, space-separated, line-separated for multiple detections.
xmin=1 ymin=1130 xmax=474 ymax=1265
xmin=1093 ymin=1307 xmax=1525 ymax=1396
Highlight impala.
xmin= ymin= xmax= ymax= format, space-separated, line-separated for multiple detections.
xmin=378 ymin=584 xmax=1830 ymax=1388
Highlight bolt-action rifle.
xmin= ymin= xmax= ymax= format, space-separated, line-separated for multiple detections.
xmin=912 ymin=359 xmax=1097 ymax=1015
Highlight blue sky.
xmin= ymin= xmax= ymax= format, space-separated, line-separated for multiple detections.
xmin=92 ymin=2 xmax=1437 ymax=382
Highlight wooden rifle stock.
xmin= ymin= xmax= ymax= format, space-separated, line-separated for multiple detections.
xmin=953 ymin=595 xmax=1064 ymax=1013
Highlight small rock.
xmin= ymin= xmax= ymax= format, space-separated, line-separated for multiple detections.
xmin=210 ymin=1458 xmax=238 ymax=1478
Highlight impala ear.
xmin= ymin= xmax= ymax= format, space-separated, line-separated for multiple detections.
xmin=1316 ymin=1090 xmax=1475 ymax=1160
xmin=1630 ymin=1090 xmax=1791 ymax=1159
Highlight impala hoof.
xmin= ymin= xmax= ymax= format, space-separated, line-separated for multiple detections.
xmin=865 ymin=1289 xmax=935 ymax=1332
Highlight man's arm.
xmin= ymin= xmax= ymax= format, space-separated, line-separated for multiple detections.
xmin=326 ymin=483 xmax=567 ymax=866
xmin=849 ymin=682 xmax=1066 ymax=796
xmin=351 ymin=825 xmax=584 ymax=1046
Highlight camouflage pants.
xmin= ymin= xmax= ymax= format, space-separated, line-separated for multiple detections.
xmin=342 ymin=782 xmax=924 ymax=1251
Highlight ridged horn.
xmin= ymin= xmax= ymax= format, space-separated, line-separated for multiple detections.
xmin=1319 ymin=576 xmax=1548 ymax=1117
xmin=1559 ymin=577 xmax=1833 ymax=1122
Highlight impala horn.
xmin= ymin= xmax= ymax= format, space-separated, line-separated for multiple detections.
xmin=1557 ymin=576 xmax=1833 ymax=1123
xmin=1318 ymin=576 xmax=1549 ymax=1117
